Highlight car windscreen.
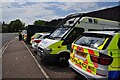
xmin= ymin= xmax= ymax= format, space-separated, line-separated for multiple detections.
xmin=49 ymin=28 xmax=70 ymax=39
xmin=74 ymin=33 xmax=113 ymax=50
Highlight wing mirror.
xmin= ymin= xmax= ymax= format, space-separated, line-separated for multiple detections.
xmin=69 ymin=21 xmax=74 ymax=24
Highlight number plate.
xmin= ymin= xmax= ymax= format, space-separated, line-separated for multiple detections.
xmin=76 ymin=50 xmax=87 ymax=58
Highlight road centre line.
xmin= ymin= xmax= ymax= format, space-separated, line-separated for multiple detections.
xmin=23 ymin=41 xmax=50 ymax=80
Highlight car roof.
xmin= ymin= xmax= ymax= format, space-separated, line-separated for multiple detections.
xmin=84 ymin=31 xmax=115 ymax=35
xmin=35 ymin=32 xmax=50 ymax=35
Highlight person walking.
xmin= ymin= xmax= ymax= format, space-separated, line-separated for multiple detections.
xmin=19 ymin=32 xmax=22 ymax=41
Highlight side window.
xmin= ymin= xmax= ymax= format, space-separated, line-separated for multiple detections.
xmin=43 ymin=35 xmax=49 ymax=39
xmin=118 ymin=38 xmax=120 ymax=49
xmin=62 ymin=27 xmax=84 ymax=45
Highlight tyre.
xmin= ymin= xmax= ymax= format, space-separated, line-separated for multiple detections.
xmin=34 ymin=50 xmax=37 ymax=54
xmin=56 ymin=53 xmax=70 ymax=67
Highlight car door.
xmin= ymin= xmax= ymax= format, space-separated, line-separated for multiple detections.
xmin=108 ymin=34 xmax=120 ymax=68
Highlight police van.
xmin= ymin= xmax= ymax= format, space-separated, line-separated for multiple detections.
xmin=37 ymin=15 xmax=119 ymax=66
xmin=69 ymin=30 xmax=120 ymax=80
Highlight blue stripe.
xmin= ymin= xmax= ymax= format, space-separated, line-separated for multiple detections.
xmin=108 ymin=71 xmax=120 ymax=80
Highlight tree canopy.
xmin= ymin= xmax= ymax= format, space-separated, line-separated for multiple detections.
xmin=33 ymin=20 xmax=45 ymax=26
xmin=2 ymin=18 xmax=63 ymax=33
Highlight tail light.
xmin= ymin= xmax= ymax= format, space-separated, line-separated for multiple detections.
xmin=71 ymin=44 xmax=74 ymax=53
xmin=34 ymin=40 xmax=41 ymax=43
xmin=90 ymin=53 xmax=113 ymax=65
xmin=25 ymin=35 xmax=27 ymax=38
xmin=31 ymin=38 xmax=34 ymax=40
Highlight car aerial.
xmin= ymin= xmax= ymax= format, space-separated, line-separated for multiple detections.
xmin=32 ymin=32 xmax=50 ymax=53
xmin=69 ymin=30 xmax=120 ymax=80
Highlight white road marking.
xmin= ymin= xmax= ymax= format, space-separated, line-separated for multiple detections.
xmin=23 ymin=41 xmax=50 ymax=80
xmin=0 ymin=40 xmax=10 ymax=57
xmin=0 ymin=40 xmax=11 ymax=80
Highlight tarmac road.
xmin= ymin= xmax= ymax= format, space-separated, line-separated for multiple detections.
xmin=2 ymin=35 xmax=82 ymax=80
xmin=2 ymin=37 xmax=45 ymax=79
xmin=27 ymin=45 xmax=79 ymax=80
xmin=0 ymin=33 xmax=17 ymax=49
xmin=0 ymin=33 xmax=17 ymax=79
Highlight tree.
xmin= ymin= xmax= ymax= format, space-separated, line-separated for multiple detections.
xmin=45 ymin=18 xmax=64 ymax=27
xmin=2 ymin=21 xmax=9 ymax=33
xmin=8 ymin=19 xmax=25 ymax=32
xmin=33 ymin=20 xmax=45 ymax=26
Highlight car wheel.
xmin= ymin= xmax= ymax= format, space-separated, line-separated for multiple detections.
xmin=57 ymin=53 xmax=70 ymax=67
xmin=34 ymin=50 xmax=37 ymax=54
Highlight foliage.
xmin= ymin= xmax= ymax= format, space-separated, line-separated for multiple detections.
xmin=33 ymin=20 xmax=45 ymax=26
xmin=8 ymin=19 xmax=24 ymax=32
xmin=2 ymin=18 xmax=63 ymax=33
xmin=2 ymin=24 xmax=8 ymax=33
xmin=2 ymin=19 xmax=25 ymax=33
xmin=45 ymin=18 xmax=64 ymax=27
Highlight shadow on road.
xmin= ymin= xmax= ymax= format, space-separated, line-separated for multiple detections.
xmin=27 ymin=44 xmax=76 ymax=79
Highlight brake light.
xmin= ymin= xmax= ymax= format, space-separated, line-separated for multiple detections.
xmin=34 ymin=40 xmax=41 ymax=43
xmin=91 ymin=55 xmax=98 ymax=63
xmin=25 ymin=35 xmax=27 ymax=37
xmin=90 ymin=53 xmax=113 ymax=65
xmin=71 ymin=44 xmax=74 ymax=53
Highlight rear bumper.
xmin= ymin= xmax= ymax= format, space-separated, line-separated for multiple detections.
xmin=68 ymin=59 xmax=107 ymax=80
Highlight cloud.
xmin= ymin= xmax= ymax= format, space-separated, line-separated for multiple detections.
xmin=58 ymin=2 xmax=98 ymax=12
xmin=58 ymin=2 xmax=119 ymax=13
xmin=57 ymin=0 xmax=120 ymax=2
xmin=1 ymin=0 xmax=120 ymax=2
xmin=1 ymin=2 xmax=118 ymax=26
xmin=2 ymin=2 xmax=61 ymax=25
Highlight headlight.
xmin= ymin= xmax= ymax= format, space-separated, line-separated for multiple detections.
xmin=45 ymin=48 xmax=52 ymax=51
xmin=44 ymin=48 xmax=52 ymax=54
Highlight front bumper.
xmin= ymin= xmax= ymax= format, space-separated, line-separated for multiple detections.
xmin=32 ymin=42 xmax=38 ymax=49
xmin=37 ymin=47 xmax=58 ymax=63
xmin=68 ymin=59 xmax=107 ymax=80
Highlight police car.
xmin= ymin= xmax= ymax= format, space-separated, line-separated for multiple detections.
xmin=32 ymin=33 xmax=50 ymax=53
xmin=69 ymin=30 xmax=120 ymax=80
xmin=37 ymin=16 xmax=119 ymax=67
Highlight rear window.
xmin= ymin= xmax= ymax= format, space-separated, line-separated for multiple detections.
xmin=75 ymin=33 xmax=113 ymax=50
xmin=35 ymin=34 xmax=42 ymax=39
xmin=32 ymin=33 xmax=37 ymax=38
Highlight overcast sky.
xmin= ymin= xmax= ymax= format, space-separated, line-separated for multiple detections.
xmin=1 ymin=0 xmax=119 ymax=26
